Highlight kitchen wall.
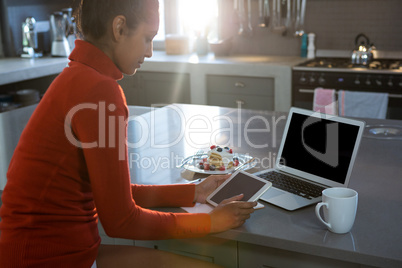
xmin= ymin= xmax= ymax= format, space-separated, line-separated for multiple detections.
xmin=0 ymin=0 xmax=70 ymax=57
xmin=223 ymin=0 xmax=402 ymax=56
xmin=1 ymin=0 xmax=401 ymax=58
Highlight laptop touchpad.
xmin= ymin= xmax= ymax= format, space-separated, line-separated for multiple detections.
xmin=263 ymin=188 xmax=285 ymax=199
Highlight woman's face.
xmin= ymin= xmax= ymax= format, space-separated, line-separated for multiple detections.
xmin=113 ymin=12 xmax=159 ymax=75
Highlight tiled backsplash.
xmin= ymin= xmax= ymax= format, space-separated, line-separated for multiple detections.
xmin=305 ymin=0 xmax=402 ymax=52
xmin=225 ymin=0 xmax=402 ymax=56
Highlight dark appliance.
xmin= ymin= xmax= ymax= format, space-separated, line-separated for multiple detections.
xmin=292 ymin=57 xmax=402 ymax=120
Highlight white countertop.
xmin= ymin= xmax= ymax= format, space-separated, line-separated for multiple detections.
xmin=0 ymin=51 xmax=305 ymax=86
xmin=0 ymin=57 xmax=69 ymax=86
xmin=0 ymin=51 xmax=307 ymax=112
xmin=145 ymin=51 xmax=304 ymax=66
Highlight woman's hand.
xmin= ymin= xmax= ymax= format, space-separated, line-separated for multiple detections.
xmin=193 ymin=174 xmax=230 ymax=204
xmin=209 ymin=194 xmax=257 ymax=233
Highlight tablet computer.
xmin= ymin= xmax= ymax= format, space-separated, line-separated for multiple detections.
xmin=207 ymin=170 xmax=272 ymax=207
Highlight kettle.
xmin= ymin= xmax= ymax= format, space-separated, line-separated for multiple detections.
xmin=351 ymin=33 xmax=375 ymax=65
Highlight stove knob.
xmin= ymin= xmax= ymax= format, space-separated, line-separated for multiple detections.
xmin=375 ymin=77 xmax=382 ymax=86
xmin=388 ymin=78 xmax=393 ymax=87
xmin=365 ymin=76 xmax=371 ymax=86
xmin=318 ymin=74 xmax=326 ymax=85
xmin=399 ymin=80 xmax=402 ymax=87
xmin=354 ymin=76 xmax=361 ymax=85
xmin=299 ymin=73 xmax=307 ymax=84
xmin=309 ymin=75 xmax=316 ymax=84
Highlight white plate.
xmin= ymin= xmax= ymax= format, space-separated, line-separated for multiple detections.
xmin=181 ymin=153 xmax=256 ymax=175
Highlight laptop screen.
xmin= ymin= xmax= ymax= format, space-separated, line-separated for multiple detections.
xmin=278 ymin=110 xmax=363 ymax=186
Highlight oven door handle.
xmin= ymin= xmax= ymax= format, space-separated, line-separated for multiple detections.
xmin=298 ymin=88 xmax=402 ymax=99
xmin=298 ymin=89 xmax=316 ymax=94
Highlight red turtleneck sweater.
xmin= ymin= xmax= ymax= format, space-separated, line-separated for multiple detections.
xmin=0 ymin=40 xmax=210 ymax=267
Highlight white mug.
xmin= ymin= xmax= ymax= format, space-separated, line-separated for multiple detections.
xmin=315 ymin=187 xmax=358 ymax=234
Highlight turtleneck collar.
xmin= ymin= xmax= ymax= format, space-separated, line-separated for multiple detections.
xmin=68 ymin=39 xmax=123 ymax=81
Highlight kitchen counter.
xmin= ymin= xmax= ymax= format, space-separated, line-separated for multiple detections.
xmin=0 ymin=51 xmax=304 ymax=85
xmin=0 ymin=51 xmax=306 ymax=111
xmin=0 ymin=57 xmax=69 ymax=86
xmin=1 ymin=103 xmax=401 ymax=266
xmin=126 ymin=104 xmax=402 ymax=268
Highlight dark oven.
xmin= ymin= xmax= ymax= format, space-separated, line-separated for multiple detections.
xmin=292 ymin=58 xmax=402 ymax=120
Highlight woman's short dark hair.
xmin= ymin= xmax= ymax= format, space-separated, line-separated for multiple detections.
xmin=74 ymin=0 xmax=158 ymax=40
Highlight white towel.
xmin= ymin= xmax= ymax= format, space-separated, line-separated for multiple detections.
xmin=338 ymin=90 xmax=389 ymax=119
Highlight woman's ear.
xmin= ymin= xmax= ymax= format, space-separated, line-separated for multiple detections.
xmin=112 ymin=15 xmax=127 ymax=41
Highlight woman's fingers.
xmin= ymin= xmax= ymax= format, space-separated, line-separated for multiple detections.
xmin=209 ymin=199 xmax=257 ymax=233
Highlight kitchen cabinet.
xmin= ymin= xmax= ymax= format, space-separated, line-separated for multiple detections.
xmin=98 ymin=231 xmax=367 ymax=268
xmin=0 ymin=105 xmax=37 ymax=189
xmin=99 ymin=218 xmax=236 ymax=267
xmin=0 ymin=74 xmax=57 ymax=97
xmin=119 ymin=71 xmax=191 ymax=107
xmin=237 ymin=242 xmax=367 ymax=268
xmin=135 ymin=237 xmax=237 ymax=267
xmin=207 ymin=75 xmax=274 ymax=111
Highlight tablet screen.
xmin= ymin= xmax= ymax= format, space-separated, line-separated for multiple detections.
xmin=208 ymin=171 xmax=268 ymax=205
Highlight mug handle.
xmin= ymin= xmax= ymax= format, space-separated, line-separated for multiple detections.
xmin=315 ymin=202 xmax=331 ymax=229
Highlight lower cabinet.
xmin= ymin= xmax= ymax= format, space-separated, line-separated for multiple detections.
xmin=118 ymin=71 xmax=191 ymax=107
xmin=207 ymin=75 xmax=275 ymax=111
xmin=238 ymin=242 xmax=368 ymax=268
xmin=99 ymin=220 xmax=236 ymax=267
xmin=135 ymin=237 xmax=237 ymax=267
xmin=98 ymin=227 xmax=373 ymax=268
xmin=0 ymin=74 xmax=58 ymax=97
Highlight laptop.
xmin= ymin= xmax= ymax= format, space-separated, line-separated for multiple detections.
xmin=255 ymin=107 xmax=365 ymax=211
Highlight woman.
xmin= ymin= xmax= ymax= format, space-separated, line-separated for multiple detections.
xmin=0 ymin=0 xmax=256 ymax=267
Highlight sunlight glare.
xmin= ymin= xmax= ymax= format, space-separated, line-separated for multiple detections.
xmin=178 ymin=0 xmax=218 ymax=36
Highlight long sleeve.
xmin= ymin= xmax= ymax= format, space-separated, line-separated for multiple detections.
xmin=131 ymin=184 xmax=197 ymax=208
xmin=71 ymin=78 xmax=210 ymax=240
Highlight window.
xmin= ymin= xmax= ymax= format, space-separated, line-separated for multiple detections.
xmin=153 ymin=0 xmax=165 ymax=41
xmin=154 ymin=0 xmax=219 ymax=49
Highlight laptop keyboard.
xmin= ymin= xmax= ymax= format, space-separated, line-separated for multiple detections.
xmin=257 ymin=171 xmax=325 ymax=200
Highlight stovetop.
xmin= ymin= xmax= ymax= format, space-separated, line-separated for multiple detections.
xmin=294 ymin=58 xmax=402 ymax=74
